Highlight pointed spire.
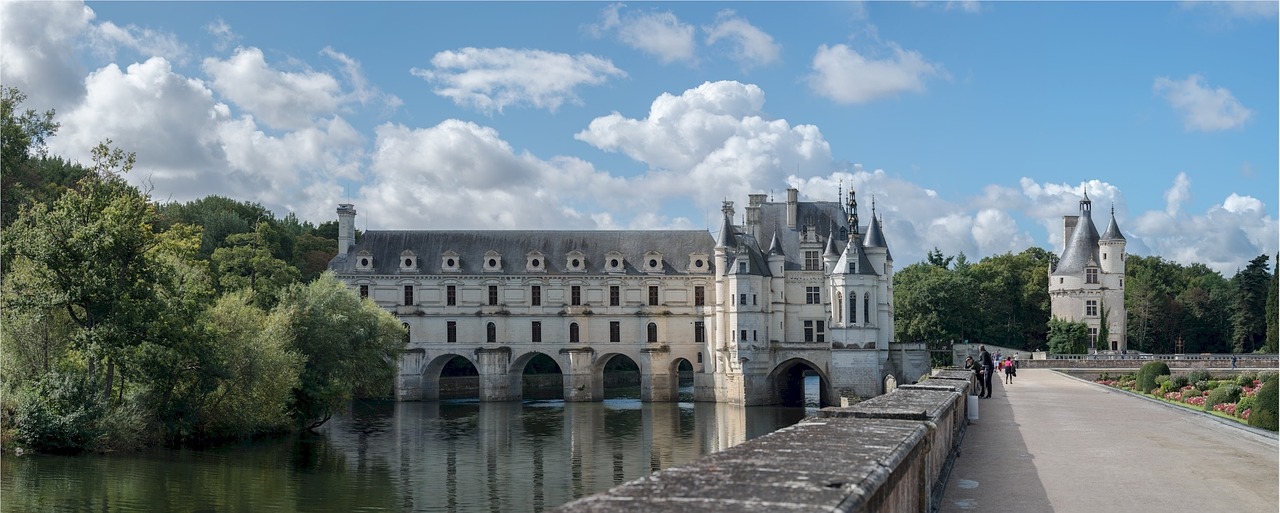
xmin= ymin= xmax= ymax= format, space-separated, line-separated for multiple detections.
xmin=824 ymin=230 xmax=840 ymax=257
xmin=715 ymin=211 xmax=736 ymax=248
xmin=1101 ymin=204 xmax=1126 ymax=241
xmin=864 ymin=211 xmax=888 ymax=249
xmin=847 ymin=188 xmax=860 ymax=237
xmin=768 ymin=231 xmax=785 ymax=256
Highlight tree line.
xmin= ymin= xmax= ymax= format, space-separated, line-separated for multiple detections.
xmin=1 ymin=86 xmax=405 ymax=454
xmin=894 ymin=246 xmax=1279 ymax=356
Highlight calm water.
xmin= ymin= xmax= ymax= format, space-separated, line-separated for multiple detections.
xmin=2 ymin=382 xmax=819 ymax=513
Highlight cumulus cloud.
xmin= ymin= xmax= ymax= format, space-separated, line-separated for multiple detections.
xmin=203 ymin=47 xmax=345 ymax=131
xmin=808 ymin=43 xmax=945 ymax=104
xmin=704 ymin=10 xmax=781 ymax=70
xmin=90 ymin=21 xmax=187 ymax=64
xmin=1163 ymin=172 xmax=1192 ymax=215
xmin=411 ymin=47 xmax=624 ymax=114
xmin=0 ymin=1 xmax=94 ymax=110
xmin=589 ymin=3 xmax=697 ymax=65
xmin=1153 ymin=75 xmax=1252 ymax=131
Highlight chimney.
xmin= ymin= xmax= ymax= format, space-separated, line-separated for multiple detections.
xmin=1062 ymin=215 xmax=1078 ymax=248
xmin=337 ymin=204 xmax=357 ymax=255
xmin=786 ymin=188 xmax=799 ymax=230
xmin=746 ymin=194 xmax=766 ymax=241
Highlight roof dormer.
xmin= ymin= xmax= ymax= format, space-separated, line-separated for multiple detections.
xmin=441 ymin=250 xmax=461 ymax=273
xmin=605 ymin=251 xmax=625 ymax=273
xmin=483 ymin=250 xmax=503 ymax=272
xmin=399 ymin=250 xmax=418 ymax=273
xmin=355 ymin=250 xmax=374 ymax=272
xmin=643 ymin=251 xmax=663 ymax=273
xmin=688 ymin=252 xmax=710 ymax=273
xmin=526 ymin=250 xmax=547 ymax=273
xmin=566 ymin=250 xmax=586 ymax=273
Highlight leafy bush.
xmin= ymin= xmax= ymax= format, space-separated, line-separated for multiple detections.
xmin=1137 ymin=361 xmax=1170 ymax=394
xmin=1236 ymin=372 xmax=1259 ymax=387
xmin=1205 ymin=384 xmax=1242 ymax=410
xmin=13 ymin=372 xmax=106 ymax=454
xmin=1237 ymin=395 xmax=1257 ymax=416
xmin=1187 ymin=369 xmax=1212 ymax=384
xmin=1258 ymin=371 xmax=1278 ymax=384
xmin=1169 ymin=375 xmax=1190 ymax=389
xmin=1248 ymin=376 xmax=1278 ymax=431
xmin=1159 ymin=378 xmax=1177 ymax=394
xmin=1194 ymin=380 xmax=1213 ymax=392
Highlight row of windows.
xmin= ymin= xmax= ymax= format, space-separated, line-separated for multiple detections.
xmin=362 ymin=284 xmax=709 ymax=308
xmin=834 ymin=291 xmax=873 ymax=324
xmin=356 ymin=250 xmax=710 ymax=274
xmin=412 ymin=320 xmax=706 ymax=344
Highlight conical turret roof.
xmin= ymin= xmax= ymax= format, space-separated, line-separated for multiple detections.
xmin=1101 ymin=208 xmax=1125 ymax=241
xmin=715 ymin=214 xmax=736 ymax=248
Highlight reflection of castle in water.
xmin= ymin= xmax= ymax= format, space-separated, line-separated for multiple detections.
xmin=324 ymin=396 xmax=809 ymax=512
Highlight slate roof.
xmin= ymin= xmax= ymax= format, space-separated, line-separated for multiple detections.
xmin=1101 ymin=211 xmax=1126 ymax=241
xmin=1053 ymin=208 xmax=1101 ymax=276
xmin=330 ymin=230 xmax=716 ymax=276
xmin=832 ymin=238 xmax=879 ymax=276
xmin=755 ymin=200 xmax=852 ymax=271
xmin=863 ymin=214 xmax=893 ymax=261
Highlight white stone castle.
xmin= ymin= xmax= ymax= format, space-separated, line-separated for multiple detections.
xmin=328 ymin=187 xmax=929 ymax=405
xmin=1049 ymin=193 xmax=1128 ymax=352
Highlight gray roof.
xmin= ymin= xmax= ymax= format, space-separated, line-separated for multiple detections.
xmin=832 ymin=238 xmax=879 ymax=276
xmin=1100 ymin=212 xmax=1125 ymax=241
xmin=863 ymin=214 xmax=893 ymax=261
xmin=767 ymin=232 xmax=785 ymax=256
xmin=756 ymin=201 xmax=851 ymax=271
xmin=330 ymin=230 xmax=716 ymax=276
xmin=1053 ymin=211 xmax=1101 ymax=276
xmin=716 ymin=214 xmax=737 ymax=248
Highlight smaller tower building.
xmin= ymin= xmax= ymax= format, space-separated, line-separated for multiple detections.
xmin=1049 ymin=193 xmax=1128 ymax=352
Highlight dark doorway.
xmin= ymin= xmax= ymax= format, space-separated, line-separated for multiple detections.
xmin=438 ymin=356 xmax=479 ymax=400
xmin=601 ymin=355 xmax=641 ymax=400
xmin=521 ymin=353 xmax=564 ymax=400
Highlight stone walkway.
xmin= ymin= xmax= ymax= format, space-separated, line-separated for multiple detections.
xmin=939 ymin=369 xmax=1278 ymax=513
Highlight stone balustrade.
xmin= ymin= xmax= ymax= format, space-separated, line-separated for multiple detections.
xmin=553 ymin=370 xmax=975 ymax=513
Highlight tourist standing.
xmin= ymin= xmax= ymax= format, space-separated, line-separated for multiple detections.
xmin=979 ymin=345 xmax=995 ymax=398
xmin=1004 ymin=357 xmax=1015 ymax=384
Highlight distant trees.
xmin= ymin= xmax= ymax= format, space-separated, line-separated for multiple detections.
xmin=0 ymin=86 xmax=402 ymax=453
xmin=1124 ymin=254 xmax=1272 ymax=354
xmin=894 ymin=247 xmax=1056 ymax=352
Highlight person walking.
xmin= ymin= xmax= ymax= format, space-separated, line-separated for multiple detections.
xmin=1003 ymin=356 xmax=1015 ymax=384
xmin=979 ymin=345 xmax=995 ymax=398
xmin=964 ymin=355 xmax=985 ymax=397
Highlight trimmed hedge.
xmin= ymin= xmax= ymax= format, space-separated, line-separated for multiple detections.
xmin=1137 ymin=361 xmax=1171 ymax=394
xmin=1205 ymin=384 xmax=1242 ymax=410
xmin=1248 ymin=375 xmax=1278 ymax=431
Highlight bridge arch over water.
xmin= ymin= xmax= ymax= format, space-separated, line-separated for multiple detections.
xmin=768 ymin=357 xmax=833 ymax=407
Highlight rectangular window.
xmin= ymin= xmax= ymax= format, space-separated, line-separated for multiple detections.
xmin=816 ymin=320 xmax=825 ymax=343
xmin=694 ymin=286 xmax=705 ymax=306
xmin=532 ymin=321 xmax=542 ymax=343
xmin=740 ymin=329 xmax=747 ymax=341
xmin=404 ymin=285 xmax=414 ymax=306
xmin=694 ymin=321 xmax=705 ymax=343
xmin=648 ymin=286 xmax=659 ymax=306
xmin=1086 ymin=268 xmax=1099 ymax=284
xmin=610 ymin=321 xmax=620 ymax=343
xmin=447 ymin=285 xmax=456 ymax=306
xmin=359 ymin=285 xmax=368 ymax=299
xmin=610 ymin=285 xmax=620 ymax=306
xmin=531 ymin=285 xmax=541 ymax=306
xmin=1086 ymin=300 xmax=1098 ymax=317
xmin=753 ymin=330 xmax=757 ymax=341
xmin=804 ymin=320 xmax=815 ymax=342
xmin=752 ymin=294 xmax=757 ymax=306
xmin=1089 ymin=327 xmax=1099 ymax=347
xmin=488 ymin=285 xmax=498 ymax=305
xmin=738 ymin=261 xmax=747 ymax=273
xmin=571 ymin=285 xmax=582 ymax=306
xmin=740 ymin=293 xmax=747 ymax=306
xmin=804 ymin=250 xmax=820 ymax=271
xmin=447 ymin=321 xmax=457 ymax=343
xmin=806 ymin=287 xmax=820 ymax=304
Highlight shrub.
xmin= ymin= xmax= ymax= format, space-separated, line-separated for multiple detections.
xmin=1205 ymin=384 xmax=1243 ymax=410
xmin=1169 ymin=375 xmax=1190 ymax=389
xmin=1137 ymin=361 xmax=1170 ymax=394
xmin=1258 ymin=371 xmax=1278 ymax=384
xmin=1187 ymin=369 xmax=1212 ymax=384
xmin=1236 ymin=372 xmax=1259 ymax=387
xmin=1236 ymin=395 xmax=1257 ymax=416
xmin=1248 ymin=376 xmax=1278 ymax=431
xmin=12 ymin=371 xmax=106 ymax=454
xmin=1157 ymin=376 xmax=1175 ymax=394
xmin=1194 ymin=380 xmax=1213 ymax=392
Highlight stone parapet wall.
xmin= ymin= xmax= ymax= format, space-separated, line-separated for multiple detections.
xmin=553 ymin=373 xmax=971 ymax=513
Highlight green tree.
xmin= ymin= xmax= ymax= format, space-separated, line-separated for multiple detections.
xmin=1097 ymin=303 xmax=1110 ymax=352
xmin=210 ymin=221 xmax=301 ymax=308
xmin=1047 ymin=318 xmax=1088 ymax=354
xmin=1 ymin=86 xmax=61 ymax=229
xmin=276 ymin=273 xmax=405 ymax=430
xmin=1265 ymin=254 xmax=1278 ymax=353
xmin=1231 ymin=254 xmax=1270 ymax=353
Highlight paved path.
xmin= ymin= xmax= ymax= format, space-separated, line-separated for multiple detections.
xmin=939 ymin=369 xmax=1278 ymax=513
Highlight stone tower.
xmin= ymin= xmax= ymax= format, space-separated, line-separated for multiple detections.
xmin=1049 ymin=193 xmax=1128 ymax=352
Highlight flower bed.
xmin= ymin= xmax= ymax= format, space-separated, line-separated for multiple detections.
xmin=1095 ymin=372 xmax=1264 ymax=427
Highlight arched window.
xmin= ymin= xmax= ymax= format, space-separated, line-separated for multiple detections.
xmin=863 ymin=292 xmax=871 ymax=324
xmin=647 ymin=322 xmax=658 ymax=343
xmin=402 ymin=323 xmax=410 ymax=344
xmin=850 ymin=294 xmax=857 ymax=324
xmin=486 ymin=322 xmax=496 ymax=343
xmin=835 ymin=292 xmax=843 ymax=324
xmin=569 ymin=322 xmax=580 ymax=343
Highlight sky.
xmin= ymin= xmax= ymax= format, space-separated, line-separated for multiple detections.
xmin=3 ymin=1 xmax=1277 ymax=276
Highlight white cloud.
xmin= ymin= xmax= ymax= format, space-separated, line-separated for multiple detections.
xmin=808 ymin=43 xmax=944 ymax=104
xmin=410 ymin=47 xmax=624 ymax=114
xmin=0 ymin=0 xmax=94 ymax=110
xmin=704 ymin=10 xmax=781 ymax=70
xmin=202 ymin=47 xmax=345 ymax=131
xmin=1163 ymin=172 xmax=1192 ymax=215
xmin=590 ymin=4 xmax=697 ymax=65
xmin=1180 ymin=1 xmax=1279 ymax=21
xmin=1222 ymin=193 xmax=1263 ymax=214
xmin=206 ymin=18 xmax=240 ymax=52
xmin=1153 ymin=75 xmax=1252 ymax=131
xmin=90 ymin=21 xmax=187 ymax=64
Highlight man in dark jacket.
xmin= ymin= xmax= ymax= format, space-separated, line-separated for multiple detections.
xmin=979 ymin=345 xmax=995 ymax=398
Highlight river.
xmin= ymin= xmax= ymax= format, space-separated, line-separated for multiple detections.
xmin=2 ymin=380 xmax=819 ymax=513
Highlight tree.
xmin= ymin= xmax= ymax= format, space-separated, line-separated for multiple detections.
xmin=1097 ymin=303 xmax=1110 ymax=352
xmin=1047 ymin=318 xmax=1088 ymax=354
xmin=1266 ymin=254 xmax=1278 ymax=353
xmin=276 ymin=273 xmax=405 ymax=430
xmin=1 ymin=86 xmax=61 ymax=229
xmin=210 ymin=221 xmax=301 ymax=308
xmin=1231 ymin=254 xmax=1270 ymax=353
xmin=926 ymin=247 xmax=953 ymax=269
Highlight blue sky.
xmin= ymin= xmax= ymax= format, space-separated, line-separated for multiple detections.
xmin=3 ymin=1 xmax=1276 ymax=275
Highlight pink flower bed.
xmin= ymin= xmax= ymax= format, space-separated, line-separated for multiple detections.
xmin=1185 ymin=396 xmax=1206 ymax=407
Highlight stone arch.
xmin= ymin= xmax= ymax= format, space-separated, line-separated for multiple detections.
xmin=512 ymin=350 xmax=565 ymax=400
xmin=884 ymin=374 xmax=898 ymax=394
xmin=594 ymin=352 xmax=644 ymax=400
xmin=668 ymin=357 xmax=695 ymax=402
xmin=422 ymin=353 xmax=480 ymax=401
xmin=767 ymin=358 xmax=833 ymax=407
